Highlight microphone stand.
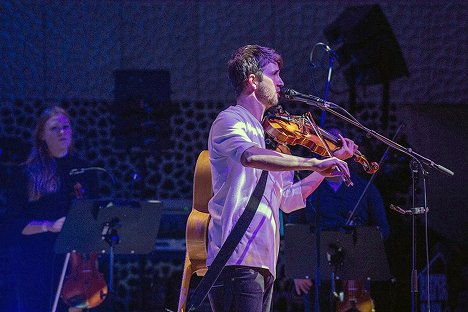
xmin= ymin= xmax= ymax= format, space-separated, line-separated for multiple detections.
xmin=284 ymin=92 xmax=453 ymax=312
xmin=282 ymin=92 xmax=454 ymax=177
xmin=69 ymin=166 xmax=117 ymax=199
xmin=308 ymin=42 xmax=337 ymax=312
xmin=308 ymin=42 xmax=336 ymax=128
xmin=390 ymin=158 xmax=430 ymax=312
xmin=410 ymin=160 xmax=420 ymax=312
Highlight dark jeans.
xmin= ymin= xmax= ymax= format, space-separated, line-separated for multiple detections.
xmin=208 ymin=265 xmax=274 ymax=312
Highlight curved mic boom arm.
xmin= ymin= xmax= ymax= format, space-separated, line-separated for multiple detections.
xmin=279 ymin=88 xmax=454 ymax=176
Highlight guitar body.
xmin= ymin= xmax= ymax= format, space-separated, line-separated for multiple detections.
xmin=336 ymin=293 xmax=374 ymax=312
xmin=336 ymin=279 xmax=375 ymax=312
xmin=177 ymin=150 xmax=212 ymax=312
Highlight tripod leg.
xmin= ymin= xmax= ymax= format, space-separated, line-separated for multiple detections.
xmin=51 ymin=252 xmax=71 ymax=312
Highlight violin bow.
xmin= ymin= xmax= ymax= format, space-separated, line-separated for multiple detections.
xmin=304 ymin=112 xmax=353 ymax=187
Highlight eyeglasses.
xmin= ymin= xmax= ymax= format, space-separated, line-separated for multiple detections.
xmin=46 ymin=124 xmax=71 ymax=134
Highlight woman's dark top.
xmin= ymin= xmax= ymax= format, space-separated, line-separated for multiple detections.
xmin=4 ymin=154 xmax=96 ymax=243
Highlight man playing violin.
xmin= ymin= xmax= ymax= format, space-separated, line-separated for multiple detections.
xmin=206 ymin=44 xmax=358 ymax=312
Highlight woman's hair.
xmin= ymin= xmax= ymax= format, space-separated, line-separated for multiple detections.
xmin=228 ymin=44 xmax=283 ymax=97
xmin=25 ymin=106 xmax=73 ymax=201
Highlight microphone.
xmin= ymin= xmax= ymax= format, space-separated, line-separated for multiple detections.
xmin=69 ymin=167 xmax=116 ymax=185
xmin=280 ymin=88 xmax=333 ymax=109
xmin=69 ymin=167 xmax=107 ymax=176
xmin=69 ymin=168 xmax=85 ymax=175
xmin=323 ymin=44 xmax=338 ymax=58
xmin=309 ymin=42 xmax=339 ymax=64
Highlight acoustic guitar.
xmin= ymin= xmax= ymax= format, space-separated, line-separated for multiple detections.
xmin=336 ymin=279 xmax=375 ymax=312
xmin=177 ymin=150 xmax=212 ymax=312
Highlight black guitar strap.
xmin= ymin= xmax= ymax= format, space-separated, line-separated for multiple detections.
xmin=187 ymin=170 xmax=269 ymax=311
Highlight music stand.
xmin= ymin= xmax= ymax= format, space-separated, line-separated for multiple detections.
xmin=53 ymin=199 xmax=163 ymax=311
xmin=55 ymin=199 xmax=163 ymax=254
xmin=284 ymin=224 xmax=391 ymax=281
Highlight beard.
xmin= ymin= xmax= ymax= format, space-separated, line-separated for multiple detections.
xmin=256 ymin=83 xmax=278 ymax=108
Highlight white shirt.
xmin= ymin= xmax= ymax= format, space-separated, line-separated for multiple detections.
xmin=207 ymin=105 xmax=306 ymax=278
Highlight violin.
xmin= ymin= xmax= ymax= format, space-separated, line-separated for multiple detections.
xmin=61 ymin=183 xmax=108 ymax=309
xmin=262 ymin=107 xmax=379 ymax=177
xmin=61 ymin=252 xmax=108 ymax=309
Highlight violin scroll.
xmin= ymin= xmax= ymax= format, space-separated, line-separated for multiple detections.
xmin=354 ymin=152 xmax=379 ymax=174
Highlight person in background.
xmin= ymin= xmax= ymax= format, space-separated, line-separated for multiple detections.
xmin=206 ymin=45 xmax=358 ymax=312
xmin=5 ymin=106 xmax=97 ymax=312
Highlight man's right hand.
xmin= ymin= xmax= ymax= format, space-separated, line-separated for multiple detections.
xmin=313 ymin=157 xmax=350 ymax=178
xmin=294 ymin=278 xmax=313 ymax=295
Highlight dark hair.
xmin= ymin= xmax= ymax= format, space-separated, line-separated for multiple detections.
xmin=228 ymin=44 xmax=283 ymax=97
xmin=25 ymin=106 xmax=73 ymax=201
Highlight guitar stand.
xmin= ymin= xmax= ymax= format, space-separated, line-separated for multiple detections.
xmin=53 ymin=199 xmax=164 ymax=312
xmin=327 ymin=243 xmax=344 ymax=312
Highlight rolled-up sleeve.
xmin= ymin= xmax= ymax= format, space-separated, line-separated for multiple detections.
xmin=279 ymin=171 xmax=306 ymax=213
xmin=210 ymin=111 xmax=259 ymax=162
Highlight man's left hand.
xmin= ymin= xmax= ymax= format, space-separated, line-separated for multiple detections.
xmin=333 ymin=134 xmax=357 ymax=160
